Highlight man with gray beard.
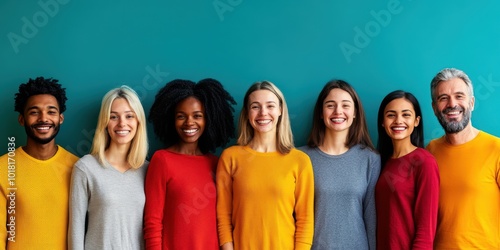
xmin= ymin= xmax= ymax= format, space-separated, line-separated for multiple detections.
xmin=426 ymin=68 xmax=500 ymax=249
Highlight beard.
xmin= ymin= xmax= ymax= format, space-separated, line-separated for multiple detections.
xmin=24 ymin=122 xmax=61 ymax=145
xmin=436 ymin=106 xmax=471 ymax=134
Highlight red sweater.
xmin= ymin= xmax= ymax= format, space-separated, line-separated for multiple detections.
xmin=375 ymin=148 xmax=439 ymax=250
xmin=144 ymin=149 xmax=219 ymax=250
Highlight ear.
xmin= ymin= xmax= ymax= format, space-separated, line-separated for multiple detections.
xmin=414 ymin=116 xmax=421 ymax=127
xmin=59 ymin=113 xmax=64 ymax=125
xmin=18 ymin=114 xmax=25 ymax=126
xmin=470 ymin=96 xmax=475 ymax=111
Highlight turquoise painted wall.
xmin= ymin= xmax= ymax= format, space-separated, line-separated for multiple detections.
xmin=1 ymin=0 xmax=499 ymax=156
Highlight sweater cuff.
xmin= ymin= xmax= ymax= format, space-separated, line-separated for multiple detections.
xmin=295 ymin=241 xmax=312 ymax=250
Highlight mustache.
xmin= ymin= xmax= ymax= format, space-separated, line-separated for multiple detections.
xmin=30 ymin=122 xmax=55 ymax=127
xmin=442 ymin=106 xmax=464 ymax=114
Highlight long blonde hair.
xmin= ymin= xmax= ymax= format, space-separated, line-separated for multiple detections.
xmin=237 ymin=81 xmax=294 ymax=154
xmin=90 ymin=85 xmax=148 ymax=169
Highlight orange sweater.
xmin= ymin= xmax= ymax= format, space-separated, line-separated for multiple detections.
xmin=216 ymin=146 xmax=314 ymax=250
xmin=427 ymin=131 xmax=500 ymax=249
xmin=0 ymin=146 xmax=78 ymax=250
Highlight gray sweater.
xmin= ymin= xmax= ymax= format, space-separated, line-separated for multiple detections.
xmin=299 ymin=144 xmax=380 ymax=250
xmin=68 ymin=154 xmax=148 ymax=250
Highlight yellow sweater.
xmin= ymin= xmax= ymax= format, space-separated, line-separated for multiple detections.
xmin=216 ymin=146 xmax=314 ymax=250
xmin=427 ymin=131 xmax=500 ymax=249
xmin=0 ymin=146 xmax=78 ymax=250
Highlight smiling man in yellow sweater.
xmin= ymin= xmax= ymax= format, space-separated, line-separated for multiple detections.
xmin=427 ymin=68 xmax=500 ymax=249
xmin=0 ymin=77 xmax=78 ymax=249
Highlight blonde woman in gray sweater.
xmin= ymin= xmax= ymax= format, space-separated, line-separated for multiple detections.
xmin=68 ymin=86 xmax=148 ymax=250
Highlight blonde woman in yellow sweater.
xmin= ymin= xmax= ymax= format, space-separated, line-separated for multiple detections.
xmin=216 ymin=81 xmax=314 ymax=250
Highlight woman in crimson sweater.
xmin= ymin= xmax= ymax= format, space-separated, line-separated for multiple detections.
xmin=375 ymin=90 xmax=440 ymax=249
xmin=144 ymin=79 xmax=236 ymax=250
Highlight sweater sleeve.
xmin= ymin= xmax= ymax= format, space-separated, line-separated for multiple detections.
xmin=294 ymin=154 xmax=315 ymax=250
xmin=143 ymin=152 xmax=168 ymax=250
xmin=68 ymin=162 xmax=89 ymax=250
xmin=364 ymin=153 xmax=381 ymax=250
xmin=412 ymin=153 xmax=440 ymax=249
xmin=496 ymin=157 xmax=500 ymax=189
xmin=216 ymin=150 xmax=234 ymax=246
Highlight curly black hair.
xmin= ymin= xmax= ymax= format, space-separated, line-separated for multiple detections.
xmin=149 ymin=78 xmax=236 ymax=153
xmin=14 ymin=77 xmax=68 ymax=114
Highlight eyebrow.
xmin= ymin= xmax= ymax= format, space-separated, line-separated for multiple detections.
xmin=250 ymin=101 xmax=277 ymax=105
xmin=437 ymin=91 xmax=467 ymax=99
xmin=110 ymin=110 xmax=135 ymax=113
xmin=27 ymin=105 xmax=59 ymax=111
xmin=175 ymin=110 xmax=203 ymax=113
xmin=385 ymin=109 xmax=413 ymax=113
xmin=324 ymin=100 xmax=352 ymax=104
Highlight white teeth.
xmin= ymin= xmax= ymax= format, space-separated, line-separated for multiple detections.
xmin=331 ymin=118 xmax=345 ymax=123
xmin=36 ymin=126 xmax=50 ymax=130
xmin=256 ymin=120 xmax=271 ymax=125
xmin=392 ymin=127 xmax=406 ymax=131
xmin=116 ymin=131 xmax=130 ymax=135
xmin=183 ymin=129 xmax=198 ymax=133
xmin=447 ymin=111 xmax=460 ymax=115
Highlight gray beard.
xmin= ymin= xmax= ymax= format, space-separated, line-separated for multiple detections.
xmin=437 ymin=107 xmax=471 ymax=134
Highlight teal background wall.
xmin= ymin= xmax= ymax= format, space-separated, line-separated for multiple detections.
xmin=1 ymin=0 xmax=499 ymax=157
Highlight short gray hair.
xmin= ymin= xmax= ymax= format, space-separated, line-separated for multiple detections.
xmin=430 ymin=68 xmax=473 ymax=102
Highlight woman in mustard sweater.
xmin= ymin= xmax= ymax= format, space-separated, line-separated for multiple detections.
xmin=216 ymin=81 xmax=315 ymax=250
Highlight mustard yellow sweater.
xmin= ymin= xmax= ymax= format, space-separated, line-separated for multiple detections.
xmin=427 ymin=131 xmax=500 ymax=249
xmin=216 ymin=146 xmax=314 ymax=250
xmin=0 ymin=146 xmax=78 ymax=250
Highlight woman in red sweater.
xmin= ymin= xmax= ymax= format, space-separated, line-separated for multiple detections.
xmin=375 ymin=90 xmax=439 ymax=249
xmin=144 ymin=79 xmax=236 ymax=250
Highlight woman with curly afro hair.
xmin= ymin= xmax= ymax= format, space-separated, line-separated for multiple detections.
xmin=144 ymin=78 xmax=236 ymax=250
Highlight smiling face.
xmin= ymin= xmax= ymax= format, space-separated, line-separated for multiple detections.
xmin=383 ymin=98 xmax=420 ymax=142
xmin=247 ymin=89 xmax=282 ymax=135
xmin=18 ymin=94 xmax=63 ymax=145
xmin=107 ymin=98 xmax=138 ymax=147
xmin=432 ymin=77 xmax=474 ymax=134
xmin=174 ymin=96 xmax=206 ymax=146
xmin=322 ymin=88 xmax=355 ymax=133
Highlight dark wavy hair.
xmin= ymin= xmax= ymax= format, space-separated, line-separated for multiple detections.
xmin=14 ymin=77 xmax=67 ymax=114
xmin=377 ymin=90 xmax=424 ymax=166
xmin=149 ymin=78 xmax=236 ymax=153
xmin=307 ymin=79 xmax=375 ymax=150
